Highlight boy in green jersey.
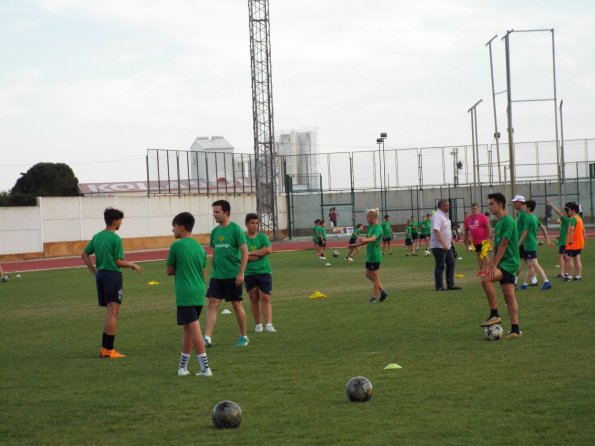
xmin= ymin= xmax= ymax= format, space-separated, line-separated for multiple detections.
xmin=167 ymin=212 xmax=212 ymax=377
xmin=204 ymin=200 xmax=250 ymax=348
xmin=381 ymin=215 xmax=393 ymax=255
xmin=349 ymin=208 xmax=389 ymax=303
xmin=313 ymin=219 xmax=327 ymax=260
xmin=82 ymin=208 xmax=144 ymax=359
xmin=512 ymin=195 xmax=537 ymax=286
xmin=547 ymin=199 xmax=572 ymax=279
xmin=518 ymin=200 xmax=553 ymax=291
xmin=244 ymin=213 xmax=276 ymax=334
xmin=405 ymin=224 xmax=414 ymax=256
xmin=409 ymin=216 xmax=421 ymax=251
xmin=346 ymin=224 xmax=364 ymax=261
xmin=480 ymin=193 xmax=522 ymax=339
xmin=420 ymin=214 xmax=432 ymax=250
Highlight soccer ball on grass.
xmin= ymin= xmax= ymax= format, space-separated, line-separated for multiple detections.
xmin=346 ymin=376 xmax=373 ymax=402
xmin=212 ymin=400 xmax=242 ymax=429
xmin=423 ymin=250 xmax=431 ymax=257
xmin=484 ymin=324 xmax=503 ymax=341
xmin=332 ymin=250 xmax=340 ymax=258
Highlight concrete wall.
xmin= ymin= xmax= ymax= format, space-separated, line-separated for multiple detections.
xmin=0 ymin=194 xmax=287 ymax=258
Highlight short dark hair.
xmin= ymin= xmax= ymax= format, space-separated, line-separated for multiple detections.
xmin=488 ymin=192 xmax=506 ymax=208
xmin=245 ymin=213 xmax=259 ymax=224
xmin=172 ymin=212 xmax=195 ymax=232
xmin=384 ymin=215 xmax=390 ymax=219
xmin=356 ymin=223 xmax=363 ymax=228
xmin=104 ymin=208 xmax=124 ymax=225
xmin=212 ymin=200 xmax=231 ymax=215
xmin=526 ymin=200 xmax=536 ymax=212
xmin=567 ymin=202 xmax=579 ymax=213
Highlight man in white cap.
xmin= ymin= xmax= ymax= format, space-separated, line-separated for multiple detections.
xmin=511 ymin=195 xmax=537 ymax=288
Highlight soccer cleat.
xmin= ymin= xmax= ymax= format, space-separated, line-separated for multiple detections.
xmin=379 ymin=290 xmax=389 ymax=302
xmin=520 ymin=284 xmax=528 ymax=290
xmin=254 ymin=324 xmax=263 ymax=333
xmin=405 ymin=253 xmax=410 ymax=257
xmin=529 ymin=282 xmax=539 ymax=287
xmin=480 ymin=316 xmax=502 ymax=327
xmin=502 ymin=331 xmax=523 ymax=340
xmin=178 ymin=368 xmax=190 ymax=376
xmin=389 ymin=251 xmax=393 ymax=255
xmin=320 ymin=256 xmax=327 ymax=260
xmin=412 ymin=252 xmax=417 ymax=256
xmin=236 ymin=336 xmax=249 ymax=347
xmin=563 ymin=277 xmax=572 ymax=282
xmin=197 ymin=368 xmax=213 ymax=377
xmin=541 ymin=281 xmax=552 ymax=290
xmin=446 ymin=286 xmax=462 ymax=291
xmin=572 ymin=277 xmax=582 ymax=281
xmin=348 ymin=257 xmax=354 ymax=262
xmin=203 ymin=335 xmax=212 ymax=347
xmin=265 ymin=324 xmax=277 ymax=333
xmin=554 ymin=274 xmax=564 ymax=279
xmin=100 ymin=349 xmax=126 ymax=359
xmin=368 ymin=296 xmax=378 ymax=303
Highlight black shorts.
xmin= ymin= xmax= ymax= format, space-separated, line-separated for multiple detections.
xmin=474 ymin=243 xmax=483 ymax=253
xmin=519 ymin=245 xmax=525 ymax=258
xmin=245 ymin=273 xmax=273 ymax=295
xmin=411 ymin=233 xmax=419 ymax=240
xmin=420 ymin=234 xmax=428 ymax=240
xmin=95 ymin=270 xmax=123 ymax=307
xmin=566 ymin=249 xmax=582 ymax=257
xmin=382 ymin=236 xmax=392 ymax=242
xmin=207 ymin=278 xmax=243 ymax=302
xmin=405 ymin=239 xmax=413 ymax=246
xmin=558 ymin=246 xmax=566 ymax=255
xmin=177 ymin=305 xmax=203 ymax=325
xmin=498 ymin=266 xmax=516 ymax=285
xmin=365 ymin=262 xmax=380 ymax=271
xmin=349 ymin=237 xmax=357 ymax=245
xmin=315 ymin=239 xmax=326 ymax=247
xmin=522 ymin=250 xmax=537 ymax=260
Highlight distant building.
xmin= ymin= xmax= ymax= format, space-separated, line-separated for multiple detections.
xmin=277 ymin=128 xmax=319 ymax=189
xmin=189 ymin=136 xmax=235 ymax=182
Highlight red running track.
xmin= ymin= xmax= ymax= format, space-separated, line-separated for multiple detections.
xmin=1 ymin=239 xmax=356 ymax=273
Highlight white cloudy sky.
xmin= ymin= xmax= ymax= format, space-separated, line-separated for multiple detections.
xmin=1 ymin=0 xmax=594 ymax=190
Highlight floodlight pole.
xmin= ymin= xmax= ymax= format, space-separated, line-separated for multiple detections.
xmin=550 ymin=29 xmax=562 ymax=205
xmin=559 ymin=99 xmax=566 ymax=203
xmin=467 ymin=99 xmax=482 ymax=202
xmin=376 ymin=138 xmax=384 ymax=215
xmin=380 ymin=132 xmax=388 ymax=214
xmin=486 ymin=35 xmax=502 ymax=186
xmin=503 ymin=30 xmax=516 ymax=199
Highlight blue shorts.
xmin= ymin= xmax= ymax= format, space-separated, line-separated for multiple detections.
xmin=245 ymin=273 xmax=273 ymax=295
xmin=207 ymin=278 xmax=243 ymax=302
xmin=95 ymin=270 xmax=123 ymax=307
xmin=365 ymin=262 xmax=380 ymax=271
xmin=498 ymin=266 xmax=516 ymax=285
xmin=566 ymin=249 xmax=582 ymax=257
xmin=558 ymin=246 xmax=566 ymax=255
xmin=177 ymin=306 xmax=203 ymax=325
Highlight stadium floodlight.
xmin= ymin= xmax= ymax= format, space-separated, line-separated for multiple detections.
xmin=379 ymin=133 xmax=388 ymax=214
xmin=486 ymin=34 xmax=502 ymax=185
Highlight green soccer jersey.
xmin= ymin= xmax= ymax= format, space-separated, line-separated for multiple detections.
xmin=313 ymin=226 xmax=320 ymax=242
xmin=422 ymin=219 xmax=432 ymax=235
xmin=495 ymin=214 xmax=520 ymax=275
xmin=167 ymin=237 xmax=207 ymax=307
xmin=516 ymin=211 xmax=527 ymax=245
xmin=558 ymin=215 xmax=570 ymax=247
xmin=381 ymin=221 xmax=392 ymax=238
xmin=210 ymin=222 xmax=247 ymax=279
xmin=83 ymin=229 xmax=124 ymax=272
xmin=353 ymin=228 xmax=362 ymax=237
xmin=405 ymin=225 xmax=412 ymax=241
xmin=523 ymin=214 xmax=542 ymax=251
xmin=409 ymin=221 xmax=420 ymax=234
xmin=320 ymin=226 xmax=327 ymax=239
xmin=245 ymin=232 xmax=272 ymax=276
xmin=366 ymin=224 xmax=383 ymax=263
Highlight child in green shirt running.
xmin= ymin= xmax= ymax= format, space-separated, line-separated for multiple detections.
xmin=167 ymin=212 xmax=212 ymax=377
xmin=346 ymin=224 xmax=364 ymax=261
xmin=244 ymin=213 xmax=276 ymax=334
xmin=381 ymin=215 xmax=393 ymax=255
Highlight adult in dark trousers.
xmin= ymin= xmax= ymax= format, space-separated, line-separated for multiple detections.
xmin=430 ymin=199 xmax=461 ymax=291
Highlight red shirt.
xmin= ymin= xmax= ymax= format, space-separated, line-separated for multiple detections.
xmin=464 ymin=213 xmax=490 ymax=245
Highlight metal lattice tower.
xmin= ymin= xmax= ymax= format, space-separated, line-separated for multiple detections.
xmin=248 ymin=0 xmax=278 ymax=238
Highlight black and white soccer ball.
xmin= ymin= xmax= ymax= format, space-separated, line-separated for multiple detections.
xmin=212 ymin=400 xmax=242 ymax=429
xmin=332 ymin=250 xmax=340 ymax=258
xmin=484 ymin=324 xmax=503 ymax=341
xmin=346 ymin=376 xmax=373 ymax=402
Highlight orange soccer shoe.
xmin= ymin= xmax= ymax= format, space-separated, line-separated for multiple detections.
xmin=100 ymin=348 xmax=127 ymax=359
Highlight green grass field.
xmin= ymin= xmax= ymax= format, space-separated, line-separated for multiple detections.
xmin=1 ymin=242 xmax=594 ymax=445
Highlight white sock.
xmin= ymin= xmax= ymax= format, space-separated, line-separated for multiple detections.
xmin=198 ymin=353 xmax=209 ymax=372
xmin=178 ymin=353 xmax=191 ymax=371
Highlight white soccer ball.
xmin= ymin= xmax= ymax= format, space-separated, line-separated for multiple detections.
xmin=484 ymin=324 xmax=503 ymax=341
xmin=423 ymin=250 xmax=431 ymax=257
xmin=332 ymin=250 xmax=340 ymax=258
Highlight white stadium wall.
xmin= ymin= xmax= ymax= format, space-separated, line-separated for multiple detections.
xmin=0 ymin=195 xmax=287 ymax=258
